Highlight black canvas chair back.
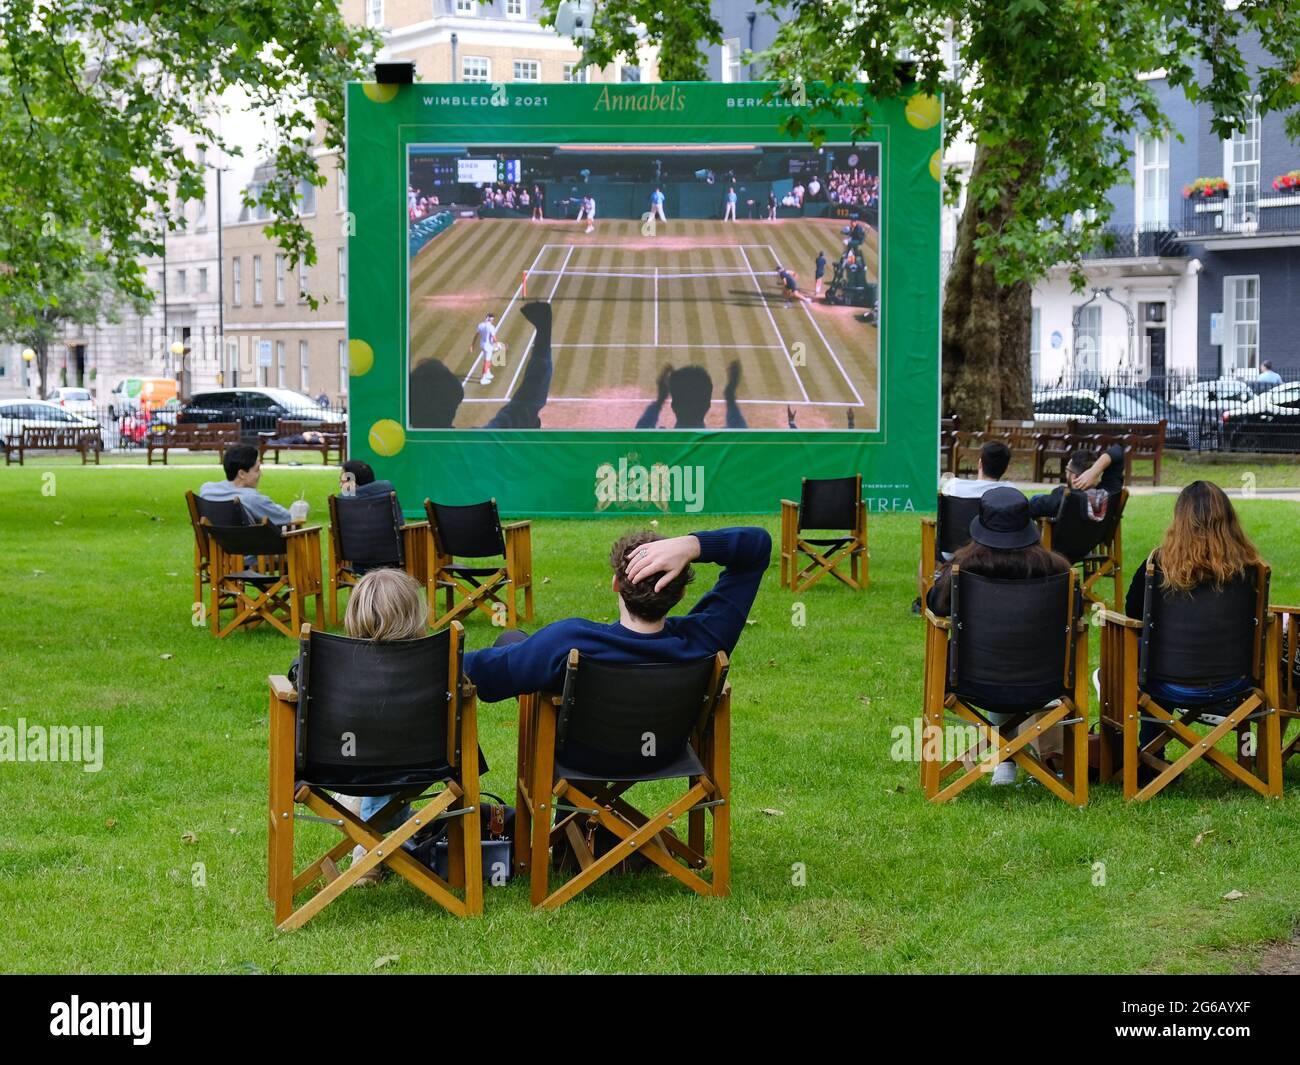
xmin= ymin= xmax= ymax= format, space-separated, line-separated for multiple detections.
xmin=556 ymin=654 xmax=721 ymax=780
xmin=202 ymin=518 xmax=287 ymax=559
xmin=950 ymin=569 xmax=1074 ymax=711
xmin=295 ymin=628 xmax=455 ymax=794
xmin=1140 ymin=565 xmax=1265 ymax=689
xmin=429 ymin=500 xmax=506 ymax=558
xmin=936 ymin=494 xmax=982 ymax=558
xmin=1049 ymin=488 xmax=1124 ymax=563
xmin=798 ymin=476 xmax=859 ymax=532
xmin=335 ymin=493 xmax=404 ymax=571
xmin=193 ymin=494 xmax=250 ymax=528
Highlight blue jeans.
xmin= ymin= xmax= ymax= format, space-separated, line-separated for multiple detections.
xmin=1139 ymin=677 xmax=1252 ymax=747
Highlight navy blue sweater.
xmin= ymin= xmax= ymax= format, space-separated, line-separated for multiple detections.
xmin=463 ymin=527 xmax=771 ymax=702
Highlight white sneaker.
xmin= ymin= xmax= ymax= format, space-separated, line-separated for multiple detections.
xmin=585 ymin=226 xmax=594 ymax=234
xmin=480 ymin=372 xmax=494 ymax=385
xmin=991 ymin=761 xmax=1018 ymax=786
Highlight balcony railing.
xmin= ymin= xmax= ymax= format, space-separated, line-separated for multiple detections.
xmin=1179 ymin=194 xmax=1300 ymax=239
xmin=1079 ymin=224 xmax=1181 ymax=260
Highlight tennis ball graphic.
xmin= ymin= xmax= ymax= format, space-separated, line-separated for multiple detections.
xmin=930 ymin=149 xmax=942 ymax=182
xmin=905 ymin=94 xmax=941 ymax=130
xmin=362 ymin=83 xmax=399 ymax=104
xmin=349 ymin=339 xmax=374 ymax=377
xmin=368 ymin=419 xmax=405 ymax=457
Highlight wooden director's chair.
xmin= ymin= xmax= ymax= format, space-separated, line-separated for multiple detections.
xmin=202 ymin=518 xmax=324 ymax=638
xmin=268 ymin=623 xmax=482 ymax=930
xmin=1099 ymin=560 xmax=1282 ymax=801
xmin=1040 ymin=488 xmax=1128 ymax=611
xmin=1269 ymin=604 xmax=1300 ymax=770
xmin=185 ymin=490 xmax=248 ymax=608
xmin=326 ymin=492 xmax=430 ymax=626
xmin=514 ymin=651 xmax=731 ymax=909
xmin=424 ymin=498 xmax=533 ymax=629
xmin=921 ymin=567 xmax=1090 ymax=806
xmin=919 ymin=493 xmax=982 ymax=602
xmin=780 ymin=474 xmax=868 ymax=593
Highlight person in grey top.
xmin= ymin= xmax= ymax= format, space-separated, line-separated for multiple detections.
xmin=199 ymin=444 xmax=293 ymax=525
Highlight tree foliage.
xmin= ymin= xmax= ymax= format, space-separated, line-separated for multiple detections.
xmin=0 ymin=0 xmax=378 ymax=333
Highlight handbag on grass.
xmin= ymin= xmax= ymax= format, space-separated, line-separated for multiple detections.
xmin=407 ymin=791 xmax=515 ymax=882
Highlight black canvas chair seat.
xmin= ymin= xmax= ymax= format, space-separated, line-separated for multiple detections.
xmin=1099 ymin=560 xmax=1282 ymax=801
xmin=327 ymin=492 xmax=431 ymax=626
xmin=919 ymin=493 xmax=984 ymax=602
xmin=516 ymin=649 xmax=732 ymax=909
xmin=226 ymin=568 xmax=284 ymax=586
xmin=1041 ymin=488 xmax=1128 ymax=610
xmin=554 ymin=744 xmax=706 ymax=784
xmin=780 ymin=474 xmax=869 ymax=593
xmin=921 ymin=567 xmax=1089 ymax=806
xmin=194 ymin=495 xmax=251 ymax=527
xmin=268 ymin=623 xmax=483 ymax=929
xmin=425 ymin=497 xmax=534 ymax=629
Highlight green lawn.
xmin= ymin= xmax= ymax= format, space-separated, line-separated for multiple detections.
xmin=1 ymin=465 xmax=1298 ymax=974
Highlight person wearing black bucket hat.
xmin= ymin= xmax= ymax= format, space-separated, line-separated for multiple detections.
xmin=925 ymin=487 xmax=1072 ymax=785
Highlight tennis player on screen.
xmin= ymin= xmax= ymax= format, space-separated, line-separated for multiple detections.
xmin=473 ymin=312 xmax=499 ymax=386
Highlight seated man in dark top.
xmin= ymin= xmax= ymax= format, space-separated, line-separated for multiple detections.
xmin=463 ymin=526 xmax=771 ymax=703
xmin=340 ymin=459 xmax=397 ymax=501
xmin=1028 ymin=443 xmax=1126 ymax=539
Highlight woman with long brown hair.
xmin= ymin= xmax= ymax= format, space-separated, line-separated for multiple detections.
xmin=1126 ymin=480 xmax=1265 ymax=744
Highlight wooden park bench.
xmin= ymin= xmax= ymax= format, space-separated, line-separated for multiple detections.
xmin=1041 ymin=420 xmax=1166 ymax=486
xmin=953 ymin=420 xmax=1048 ymax=479
xmin=258 ymin=419 xmax=346 ymax=465
xmin=147 ymin=422 xmax=241 ymax=466
xmin=3 ymin=425 xmax=103 ymax=466
xmin=940 ymin=417 xmax=960 ymax=473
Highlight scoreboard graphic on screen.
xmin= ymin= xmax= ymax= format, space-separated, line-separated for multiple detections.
xmin=348 ymin=82 xmax=940 ymax=516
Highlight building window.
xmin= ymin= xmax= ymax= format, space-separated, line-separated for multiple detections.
xmin=462 ymin=56 xmax=490 ymax=82
xmin=506 ymin=0 xmax=525 ymax=17
xmin=276 ymin=340 xmax=286 ymax=387
xmin=299 ymin=340 xmax=310 ymax=392
xmin=253 ymin=255 xmax=263 ymax=305
xmin=366 ymin=0 xmax=383 ymax=28
xmin=513 ymin=59 xmax=540 ymax=82
xmin=1225 ymin=98 xmax=1261 ymax=228
xmin=232 ymin=258 xmax=242 ymax=305
xmin=621 ymin=66 xmax=641 ymax=83
xmin=721 ymin=38 xmax=742 ymax=83
xmin=1225 ymin=275 xmax=1260 ymax=371
xmin=337 ymin=248 xmax=347 ymax=302
xmin=1031 ymin=307 xmax=1042 ymax=381
xmin=1073 ymin=304 xmax=1101 ymax=372
xmin=455 ymin=0 xmax=476 ymax=13
xmin=275 ymin=254 xmax=286 ymax=303
xmin=298 ymin=261 xmax=309 ymax=302
xmin=1137 ymin=135 xmax=1169 ymax=228
xmin=563 ymin=63 xmax=586 ymax=84
xmin=337 ymin=164 xmax=347 ymax=212
xmin=296 ymin=177 xmax=317 ymax=217
xmin=339 ymin=338 xmax=348 ymax=395
xmin=176 ymin=269 xmax=186 ymax=294
xmin=198 ymin=267 xmax=208 ymax=293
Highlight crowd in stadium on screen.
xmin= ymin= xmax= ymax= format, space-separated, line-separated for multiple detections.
xmin=478 ymin=182 xmax=543 ymax=211
xmin=408 ymin=186 xmax=442 ymax=221
xmin=825 ymin=168 xmax=880 ymax=208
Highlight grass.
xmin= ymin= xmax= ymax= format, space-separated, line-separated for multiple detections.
xmin=1 ymin=464 xmax=1299 ymax=974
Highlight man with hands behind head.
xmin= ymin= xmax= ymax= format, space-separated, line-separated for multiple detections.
xmin=463 ymin=526 xmax=771 ymax=704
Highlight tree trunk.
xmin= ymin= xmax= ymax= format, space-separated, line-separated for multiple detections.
xmin=941 ymin=141 xmax=1037 ymax=426
xmin=35 ymin=338 xmax=49 ymax=399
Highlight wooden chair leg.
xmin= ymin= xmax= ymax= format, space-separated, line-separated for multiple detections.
xmin=529 ymin=702 xmax=556 ymax=907
xmin=514 ymin=695 xmax=534 ymax=877
xmin=711 ymin=695 xmax=731 ymax=896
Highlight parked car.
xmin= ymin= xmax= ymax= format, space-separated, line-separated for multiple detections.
xmin=1032 ymin=387 xmax=1191 ymax=447
xmin=177 ymin=387 xmax=334 ymax=443
xmin=46 ymin=386 xmax=96 ymax=418
xmin=1170 ymin=378 xmax=1255 ymax=411
xmin=1221 ymin=382 xmax=1300 ymax=452
xmin=0 ymin=399 xmax=99 ymax=439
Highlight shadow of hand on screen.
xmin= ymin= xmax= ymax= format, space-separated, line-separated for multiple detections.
xmin=408 ymin=301 xmax=554 ymax=430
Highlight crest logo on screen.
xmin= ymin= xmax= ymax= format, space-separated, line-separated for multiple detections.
xmin=594 ymin=455 xmax=704 ymax=513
